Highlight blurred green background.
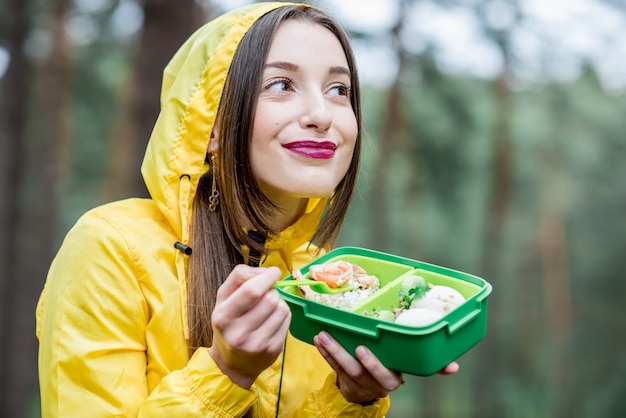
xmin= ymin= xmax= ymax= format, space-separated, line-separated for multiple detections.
xmin=1 ymin=0 xmax=625 ymax=417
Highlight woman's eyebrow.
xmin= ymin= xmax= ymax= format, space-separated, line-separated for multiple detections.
xmin=329 ymin=66 xmax=350 ymax=77
xmin=265 ymin=61 xmax=299 ymax=71
xmin=264 ymin=62 xmax=351 ymax=77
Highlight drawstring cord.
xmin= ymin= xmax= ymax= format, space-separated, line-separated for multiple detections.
xmin=275 ymin=337 xmax=287 ymax=418
xmin=245 ymin=230 xmax=284 ymax=417
xmin=176 ymin=174 xmax=192 ymax=340
xmin=174 ymin=218 xmax=287 ymax=414
xmin=175 ymin=209 xmax=285 ymax=412
xmin=247 ymin=230 xmax=266 ymax=267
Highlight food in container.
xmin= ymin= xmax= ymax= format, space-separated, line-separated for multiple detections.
xmin=296 ymin=260 xmax=380 ymax=310
xmin=277 ymin=247 xmax=492 ymax=376
xmin=369 ymin=275 xmax=467 ymax=327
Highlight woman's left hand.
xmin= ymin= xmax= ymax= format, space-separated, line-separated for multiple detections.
xmin=313 ymin=331 xmax=401 ymax=404
xmin=313 ymin=331 xmax=459 ymax=404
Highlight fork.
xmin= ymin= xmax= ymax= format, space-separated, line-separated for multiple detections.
xmin=273 ymin=279 xmax=356 ymax=294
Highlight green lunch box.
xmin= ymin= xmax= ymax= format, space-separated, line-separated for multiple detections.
xmin=276 ymin=246 xmax=492 ymax=376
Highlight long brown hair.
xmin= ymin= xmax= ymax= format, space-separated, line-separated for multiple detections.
xmin=187 ymin=5 xmax=362 ymax=350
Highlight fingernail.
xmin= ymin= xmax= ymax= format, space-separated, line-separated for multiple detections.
xmin=356 ymin=346 xmax=370 ymax=360
xmin=318 ymin=331 xmax=332 ymax=345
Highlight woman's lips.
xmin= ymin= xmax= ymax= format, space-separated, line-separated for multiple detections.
xmin=282 ymin=140 xmax=336 ymax=159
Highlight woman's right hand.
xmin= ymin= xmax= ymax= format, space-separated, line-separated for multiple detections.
xmin=208 ymin=265 xmax=291 ymax=388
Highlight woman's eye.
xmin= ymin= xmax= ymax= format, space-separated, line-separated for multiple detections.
xmin=328 ymin=84 xmax=351 ymax=97
xmin=265 ymin=78 xmax=293 ymax=92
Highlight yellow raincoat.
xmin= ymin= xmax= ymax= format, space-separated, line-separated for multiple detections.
xmin=36 ymin=2 xmax=390 ymax=417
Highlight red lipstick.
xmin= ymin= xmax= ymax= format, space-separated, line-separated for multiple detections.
xmin=283 ymin=140 xmax=336 ymax=159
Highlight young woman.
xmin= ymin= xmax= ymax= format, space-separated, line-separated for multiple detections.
xmin=36 ymin=3 xmax=457 ymax=416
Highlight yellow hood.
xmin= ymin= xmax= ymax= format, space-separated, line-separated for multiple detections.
xmin=139 ymin=2 xmax=326 ymax=340
xmin=140 ymin=2 xmax=310 ymax=243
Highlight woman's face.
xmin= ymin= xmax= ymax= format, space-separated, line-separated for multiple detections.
xmin=250 ymin=19 xmax=358 ymax=211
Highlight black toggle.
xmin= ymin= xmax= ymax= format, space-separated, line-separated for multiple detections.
xmin=174 ymin=241 xmax=192 ymax=255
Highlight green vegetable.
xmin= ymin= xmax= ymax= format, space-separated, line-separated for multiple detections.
xmin=401 ymin=275 xmax=426 ymax=293
xmin=398 ymin=275 xmax=430 ymax=310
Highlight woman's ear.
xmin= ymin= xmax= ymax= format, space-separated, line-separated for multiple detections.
xmin=208 ymin=124 xmax=219 ymax=153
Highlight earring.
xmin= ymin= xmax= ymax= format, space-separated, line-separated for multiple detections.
xmin=209 ymin=153 xmax=220 ymax=211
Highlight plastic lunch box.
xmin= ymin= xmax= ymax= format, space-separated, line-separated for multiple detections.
xmin=276 ymin=247 xmax=492 ymax=376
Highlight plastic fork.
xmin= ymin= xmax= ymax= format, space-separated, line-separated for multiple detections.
xmin=273 ymin=279 xmax=356 ymax=294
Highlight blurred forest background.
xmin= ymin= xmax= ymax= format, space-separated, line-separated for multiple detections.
xmin=1 ymin=0 xmax=625 ymax=417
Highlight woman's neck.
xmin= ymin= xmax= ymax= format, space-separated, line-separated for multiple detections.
xmin=273 ymin=197 xmax=309 ymax=230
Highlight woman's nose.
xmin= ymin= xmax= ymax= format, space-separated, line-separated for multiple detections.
xmin=299 ymin=92 xmax=332 ymax=132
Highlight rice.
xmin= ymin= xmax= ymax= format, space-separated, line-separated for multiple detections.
xmin=300 ymin=273 xmax=380 ymax=310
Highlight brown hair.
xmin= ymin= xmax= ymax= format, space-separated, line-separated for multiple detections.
xmin=187 ymin=5 xmax=362 ymax=350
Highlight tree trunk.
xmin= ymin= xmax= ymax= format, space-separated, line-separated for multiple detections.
xmin=476 ymin=31 xmax=514 ymax=417
xmin=106 ymin=0 xmax=197 ymax=200
xmin=538 ymin=119 xmax=572 ymax=417
xmin=1 ymin=0 xmax=73 ymax=415
xmin=369 ymin=0 xmax=410 ymax=250
xmin=0 ymin=0 xmax=34 ymax=415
